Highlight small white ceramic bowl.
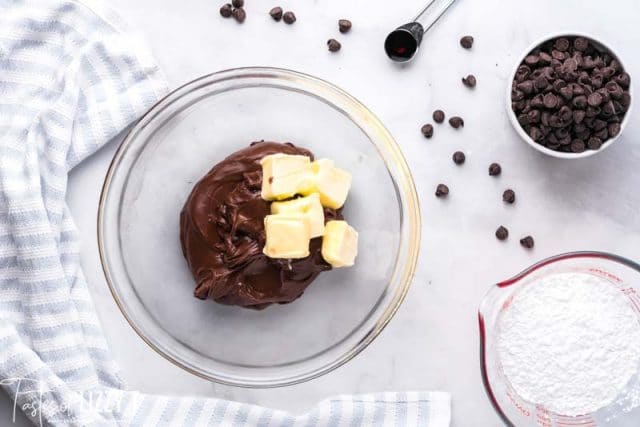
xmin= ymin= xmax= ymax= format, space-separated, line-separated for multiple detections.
xmin=506 ymin=32 xmax=633 ymax=159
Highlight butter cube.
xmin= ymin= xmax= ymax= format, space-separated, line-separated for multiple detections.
xmin=303 ymin=159 xmax=352 ymax=209
xmin=270 ymin=193 xmax=325 ymax=238
xmin=261 ymin=154 xmax=313 ymax=201
xmin=263 ymin=214 xmax=311 ymax=259
xmin=321 ymin=220 xmax=358 ymax=267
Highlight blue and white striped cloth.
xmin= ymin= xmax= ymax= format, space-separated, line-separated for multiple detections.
xmin=0 ymin=0 xmax=451 ymax=425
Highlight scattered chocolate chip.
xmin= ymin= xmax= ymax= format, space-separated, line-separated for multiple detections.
xmin=520 ymin=236 xmax=535 ymax=249
xmin=452 ymin=151 xmax=466 ymax=165
xmin=232 ymin=0 xmax=244 ymax=7
xmin=421 ymin=124 xmax=434 ymax=139
xmin=435 ymin=184 xmax=449 ymax=197
xmin=489 ymin=163 xmax=502 ymax=176
xmin=232 ymin=7 xmax=246 ymax=23
xmin=462 ymin=74 xmax=477 ymax=88
xmin=269 ymin=6 xmax=283 ymax=21
xmin=449 ymin=116 xmax=464 ymax=129
xmin=283 ymin=11 xmax=296 ymax=24
xmin=460 ymin=35 xmax=474 ymax=49
xmin=338 ymin=19 xmax=352 ymax=33
xmin=327 ymin=39 xmax=341 ymax=52
xmin=219 ymin=3 xmax=233 ymax=17
xmin=433 ymin=110 xmax=445 ymax=123
xmin=502 ymin=189 xmax=516 ymax=204
xmin=495 ymin=226 xmax=509 ymax=241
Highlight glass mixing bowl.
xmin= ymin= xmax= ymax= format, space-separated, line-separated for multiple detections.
xmin=479 ymin=252 xmax=640 ymax=426
xmin=98 ymin=67 xmax=420 ymax=387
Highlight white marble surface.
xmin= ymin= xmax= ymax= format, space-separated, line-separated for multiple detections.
xmin=4 ymin=0 xmax=640 ymax=425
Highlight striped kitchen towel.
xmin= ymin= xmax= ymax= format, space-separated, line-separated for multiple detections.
xmin=0 ymin=0 xmax=451 ymax=425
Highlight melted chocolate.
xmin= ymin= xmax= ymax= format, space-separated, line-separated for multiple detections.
xmin=180 ymin=142 xmax=342 ymax=309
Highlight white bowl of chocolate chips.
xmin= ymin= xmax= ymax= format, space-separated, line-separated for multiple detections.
xmin=507 ymin=32 xmax=633 ymax=158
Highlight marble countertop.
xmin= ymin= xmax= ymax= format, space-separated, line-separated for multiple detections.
xmin=3 ymin=0 xmax=640 ymax=425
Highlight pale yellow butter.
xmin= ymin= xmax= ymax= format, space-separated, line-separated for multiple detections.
xmin=301 ymin=159 xmax=352 ymax=209
xmin=263 ymin=214 xmax=311 ymax=259
xmin=321 ymin=220 xmax=358 ymax=267
xmin=270 ymin=193 xmax=325 ymax=238
xmin=260 ymin=153 xmax=313 ymax=201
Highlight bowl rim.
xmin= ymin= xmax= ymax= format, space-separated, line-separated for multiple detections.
xmin=506 ymin=31 xmax=634 ymax=159
xmin=478 ymin=251 xmax=640 ymax=425
xmin=97 ymin=66 xmax=422 ymax=388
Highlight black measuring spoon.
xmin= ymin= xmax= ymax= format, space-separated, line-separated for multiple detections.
xmin=385 ymin=0 xmax=458 ymax=62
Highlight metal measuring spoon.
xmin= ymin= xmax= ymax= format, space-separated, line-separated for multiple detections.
xmin=384 ymin=0 xmax=458 ymax=62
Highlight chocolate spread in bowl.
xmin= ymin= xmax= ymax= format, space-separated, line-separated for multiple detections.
xmin=179 ymin=141 xmax=342 ymax=309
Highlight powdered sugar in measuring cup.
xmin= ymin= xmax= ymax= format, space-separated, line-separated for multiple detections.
xmin=479 ymin=252 xmax=640 ymax=426
xmin=497 ymin=272 xmax=640 ymax=416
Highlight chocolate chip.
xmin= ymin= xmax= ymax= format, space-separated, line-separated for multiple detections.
xmin=616 ymin=72 xmax=631 ymax=89
xmin=608 ymin=122 xmax=621 ymax=138
xmin=327 ymin=39 xmax=341 ymax=52
xmin=539 ymin=52 xmax=552 ymax=65
xmin=232 ymin=0 xmax=244 ymax=7
xmin=605 ymin=81 xmax=623 ymax=99
xmin=489 ymin=163 xmax=502 ymax=176
xmin=530 ymin=94 xmax=545 ymax=108
xmin=527 ymin=109 xmax=541 ymax=123
xmin=462 ymin=74 xmax=477 ymax=88
xmin=269 ymin=6 xmax=283 ymax=20
xmin=452 ymin=151 xmax=466 ymax=165
xmin=421 ymin=124 xmax=434 ymax=138
xmin=460 ymin=35 xmax=474 ymax=49
xmin=572 ymin=95 xmax=587 ymax=108
xmin=516 ymin=65 xmax=531 ymax=82
xmin=338 ymin=19 xmax=352 ymax=33
xmin=433 ymin=110 xmax=445 ymax=123
xmin=570 ymin=139 xmax=586 ymax=153
xmin=232 ymin=7 xmax=246 ymax=23
xmin=543 ymin=93 xmax=558 ymax=109
xmin=502 ymin=189 xmax=516 ymax=204
xmin=554 ymin=37 xmax=570 ymax=52
xmin=516 ymin=80 xmax=534 ymax=94
xmin=525 ymin=55 xmax=539 ymax=66
xmin=587 ymin=137 xmax=603 ymax=150
xmin=449 ymin=116 xmax=464 ymax=129
xmin=587 ymin=92 xmax=603 ymax=107
xmin=519 ymin=236 xmax=535 ymax=249
xmin=283 ymin=11 xmax=296 ymax=24
xmin=435 ymin=184 xmax=449 ymax=197
xmin=534 ymin=75 xmax=549 ymax=91
xmin=495 ymin=226 xmax=509 ymax=241
xmin=220 ymin=3 xmax=233 ymax=17
xmin=529 ymin=126 xmax=543 ymax=142
xmin=574 ymin=37 xmax=589 ymax=51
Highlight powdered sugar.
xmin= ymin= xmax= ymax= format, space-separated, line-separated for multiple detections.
xmin=497 ymin=272 xmax=640 ymax=416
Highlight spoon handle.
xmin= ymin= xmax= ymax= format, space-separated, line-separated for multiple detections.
xmin=413 ymin=0 xmax=457 ymax=32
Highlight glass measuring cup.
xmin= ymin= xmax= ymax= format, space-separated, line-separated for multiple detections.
xmin=479 ymin=252 xmax=640 ymax=426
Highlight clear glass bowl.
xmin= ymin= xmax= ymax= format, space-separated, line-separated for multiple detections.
xmin=479 ymin=252 xmax=640 ymax=426
xmin=98 ymin=67 xmax=421 ymax=387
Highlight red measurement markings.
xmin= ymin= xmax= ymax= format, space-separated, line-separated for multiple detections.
xmin=506 ymin=390 xmax=531 ymax=417
xmin=588 ymin=267 xmax=622 ymax=283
